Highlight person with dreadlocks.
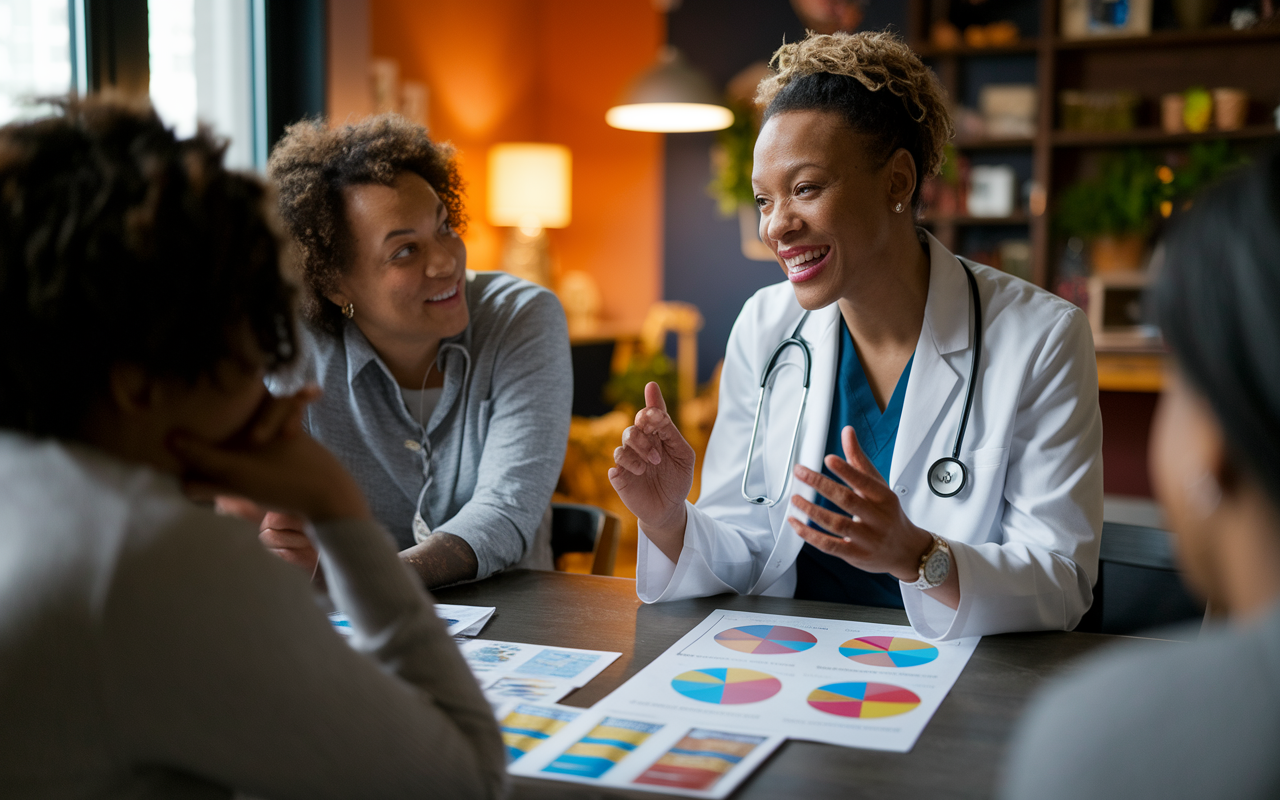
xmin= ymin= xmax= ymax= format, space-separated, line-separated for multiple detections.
xmin=611 ymin=31 xmax=1103 ymax=640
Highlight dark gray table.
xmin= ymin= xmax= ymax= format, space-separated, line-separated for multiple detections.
xmin=437 ymin=569 xmax=1123 ymax=799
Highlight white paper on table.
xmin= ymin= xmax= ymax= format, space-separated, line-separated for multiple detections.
xmin=458 ymin=638 xmax=619 ymax=686
xmin=434 ymin=604 xmax=496 ymax=636
xmin=328 ymin=604 xmax=495 ymax=638
xmin=587 ymin=609 xmax=979 ymax=753
xmin=507 ymin=705 xmax=784 ymax=799
xmin=457 ymin=638 xmax=621 ymax=707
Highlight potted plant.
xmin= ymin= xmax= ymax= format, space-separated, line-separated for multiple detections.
xmin=1056 ymin=149 xmax=1162 ymax=273
xmin=1056 ymin=143 xmax=1246 ymax=274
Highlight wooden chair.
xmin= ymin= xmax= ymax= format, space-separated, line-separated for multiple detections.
xmin=550 ymin=502 xmax=620 ymax=576
xmin=1075 ymin=521 xmax=1205 ymax=640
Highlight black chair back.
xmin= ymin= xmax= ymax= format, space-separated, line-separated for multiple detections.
xmin=1075 ymin=521 xmax=1205 ymax=639
xmin=551 ymin=503 xmax=603 ymax=561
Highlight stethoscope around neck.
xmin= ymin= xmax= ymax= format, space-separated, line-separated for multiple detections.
xmin=740 ymin=257 xmax=984 ymax=506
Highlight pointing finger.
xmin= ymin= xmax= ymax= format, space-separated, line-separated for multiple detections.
xmin=644 ymin=381 xmax=668 ymax=414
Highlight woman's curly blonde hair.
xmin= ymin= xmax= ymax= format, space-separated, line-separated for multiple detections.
xmin=268 ymin=114 xmax=466 ymax=334
xmin=756 ymin=30 xmax=953 ymax=189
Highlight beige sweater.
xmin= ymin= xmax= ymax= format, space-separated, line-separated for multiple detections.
xmin=0 ymin=433 xmax=506 ymax=799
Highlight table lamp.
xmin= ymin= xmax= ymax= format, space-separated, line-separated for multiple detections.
xmin=487 ymin=143 xmax=572 ymax=287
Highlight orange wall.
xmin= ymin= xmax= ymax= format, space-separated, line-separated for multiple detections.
xmin=370 ymin=0 xmax=664 ymax=328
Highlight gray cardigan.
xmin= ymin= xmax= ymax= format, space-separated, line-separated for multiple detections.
xmin=271 ymin=271 xmax=572 ymax=579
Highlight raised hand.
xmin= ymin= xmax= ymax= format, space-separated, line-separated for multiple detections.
xmin=787 ymin=426 xmax=958 ymax=607
xmin=608 ymin=382 xmax=695 ymax=561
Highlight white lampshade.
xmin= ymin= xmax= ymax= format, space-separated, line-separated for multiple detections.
xmin=606 ymin=46 xmax=733 ymax=133
xmin=606 ymin=102 xmax=735 ymax=133
xmin=487 ymin=143 xmax=572 ymax=230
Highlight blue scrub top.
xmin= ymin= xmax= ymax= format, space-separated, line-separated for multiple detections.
xmin=794 ymin=319 xmax=912 ymax=608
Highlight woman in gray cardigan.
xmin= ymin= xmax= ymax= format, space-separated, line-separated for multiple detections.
xmin=261 ymin=115 xmax=573 ymax=588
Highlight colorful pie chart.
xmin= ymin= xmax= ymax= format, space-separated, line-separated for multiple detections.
xmin=713 ymin=625 xmax=818 ymax=655
xmin=807 ymin=682 xmax=921 ymax=718
xmin=671 ymin=668 xmax=782 ymax=705
xmin=838 ymin=636 xmax=939 ymax=668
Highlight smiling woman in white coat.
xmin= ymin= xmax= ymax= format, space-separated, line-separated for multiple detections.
xmin=609 ymin=31 xmax=1103 ymax=641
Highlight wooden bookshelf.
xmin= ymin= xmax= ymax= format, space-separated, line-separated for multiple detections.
xmin=1052 ymin=125 xmax=1280 ymax=147
xmin=909 ymin=1 xmax=1280 ymax=383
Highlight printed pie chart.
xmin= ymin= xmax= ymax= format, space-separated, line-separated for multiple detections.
xmin=714 ymin=625 xmax=818 ymax=655
xmin=807 ymin=682 xmax=921 ymax=718
xmin=839 ymin=636 xmax=939 ymax=668
xmin=671 ymin=668 xmax=782 ymax=705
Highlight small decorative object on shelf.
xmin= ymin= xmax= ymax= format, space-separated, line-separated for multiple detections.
xmin=1182 ymin=86 xmax=1214 ymax=132
xmin=999 ymin=240 xmax=1033 ymax=283
xmin=1162 ymin=93 xmax=1187 ymax=133
xmin=1230 ymin=7 xmax=1259 ymax=29
xmin=980 ymin=85 xmax=1037 ymax=139
xmin=1059 ymin=90 xmax=1139 ymax=132
xmin=963 ymin=20 xmax=1020 ymax=48
xmin=1173 ymin=0 xmax=1219 ymax=31
xmin=1212 ymin=87 xmax=1248 ymax=131
xmin=968 ymin=165 xmax=1017 ymax=218
xmin=930 ymin=20 xmax=962 ymax=50
xmin=1088 ymin=272 xmax=1158 ymax=347
xmin=1060 ymin=0 xmax=1153 ymax=39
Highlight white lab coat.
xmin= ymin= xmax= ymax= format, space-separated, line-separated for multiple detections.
xmin=638 ymin=232 xmax=1103 ymax=641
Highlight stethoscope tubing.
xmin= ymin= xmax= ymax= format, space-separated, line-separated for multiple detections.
xmin=740 ymin=257 xmax=983 ymax=506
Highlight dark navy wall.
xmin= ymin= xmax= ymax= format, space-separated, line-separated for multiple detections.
xmin=664 ymin=0 xmax=908 ymax=383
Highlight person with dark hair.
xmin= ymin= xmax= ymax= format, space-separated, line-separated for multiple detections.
xmin=0 ymin=96 xmax=505 ymax=797
xmin=612 ymin=31 xmax=1103 ymax=640
xmin=1001 ymin=151 xmax=1280 ymax=799
xmin=260 ymin=115 xmax=571 ymax=589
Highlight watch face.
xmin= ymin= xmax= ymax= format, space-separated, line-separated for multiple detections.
xmin=923 ymin=548 xmax=950 ymax=585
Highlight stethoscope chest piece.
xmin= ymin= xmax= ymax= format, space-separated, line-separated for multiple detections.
xmin=928 ymin=457 xmax=968 ymax=498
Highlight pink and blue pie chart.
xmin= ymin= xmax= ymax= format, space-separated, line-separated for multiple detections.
xmin=671 ymin=668 xmax=782 ymax=705
xmin=807 ymin=682 xmax=921 ymax=718
xmin=839 ymin=636 xmax=939 ymax=668
xmin=713 ymin=625 xmax=818 ymax=655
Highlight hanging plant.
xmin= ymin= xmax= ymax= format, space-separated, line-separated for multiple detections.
xmin=708 ymin=100 xmax=760 ymax=217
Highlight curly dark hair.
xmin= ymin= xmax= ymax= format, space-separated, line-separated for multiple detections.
xmin=267 ymin=114 xmax=467 ymax=334
xmin=757 ymin=31 xmax=954 ymax=209
xmin=0 ymin=94 xmax=295 ymax=439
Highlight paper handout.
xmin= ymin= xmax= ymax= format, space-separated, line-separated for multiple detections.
xmin=575 ymin=609 xmax=979 ymax=753
xmin=328 ymin=603 xmax=495 ymax=638
xmin=458 ymin=638 xmax=621 ymax=707
xmin=507 ymin=706 xmax=784 ymax=799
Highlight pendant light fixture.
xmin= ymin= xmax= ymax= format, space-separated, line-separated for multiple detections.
xmin=606 ymin=4 xmax=733 ymax=134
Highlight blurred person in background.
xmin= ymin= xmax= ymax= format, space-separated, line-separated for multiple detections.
xmin=1002 ymin=150 xmax=1280 ymax=799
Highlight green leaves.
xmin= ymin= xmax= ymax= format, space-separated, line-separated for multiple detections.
xmin=1055 ymin=142 xmax=1246 ymax=239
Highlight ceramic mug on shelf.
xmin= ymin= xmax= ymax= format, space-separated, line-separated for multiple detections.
xmin=1161 ymin=94 xmax=1186 ymax=134
xmin=1212 ymin=88 xmax=1248 ymax=131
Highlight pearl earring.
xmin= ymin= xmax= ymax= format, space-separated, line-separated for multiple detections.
xmin=893 ymin=202 xmax=904 ymax=213
xmin=342 ymin=303 xmax=355 ymax=319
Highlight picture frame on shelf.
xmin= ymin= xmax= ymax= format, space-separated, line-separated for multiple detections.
xmin=1087 ymin=271 xmax=1158 ymax=347
xmin=1060 ymin=0 xmax=1153 ymax=40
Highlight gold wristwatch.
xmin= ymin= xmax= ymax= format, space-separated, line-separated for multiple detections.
xmin=905 ymin=535 xmax=951 ymax=590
